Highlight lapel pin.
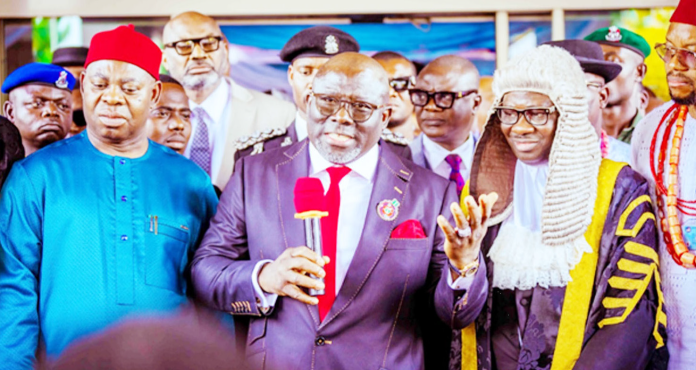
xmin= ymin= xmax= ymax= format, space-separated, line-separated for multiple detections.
xmin=377 ymin=199 xmax=400 ymax=221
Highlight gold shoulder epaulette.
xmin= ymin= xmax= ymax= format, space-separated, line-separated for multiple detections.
xmin=381 ymin=129 xmax=408 ymax=146
xmin=235 ymin=127 xmax=288 ymax=151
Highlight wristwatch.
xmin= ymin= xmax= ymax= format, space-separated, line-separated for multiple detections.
xmin=451 ymin=259 xmax=479 ymax=278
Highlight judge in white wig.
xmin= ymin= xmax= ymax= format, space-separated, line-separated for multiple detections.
xmin=451 ymin=45 xmax=668 ymax=370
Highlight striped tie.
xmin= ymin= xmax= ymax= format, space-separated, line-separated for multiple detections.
xmin=190 ymin=107 xmax=211 ymax=175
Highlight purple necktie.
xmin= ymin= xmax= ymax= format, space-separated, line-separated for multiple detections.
xmin=445 ymin=154 xmax=466 ymax=195
xmin=190 ymin=107 xmax=211 ymax=175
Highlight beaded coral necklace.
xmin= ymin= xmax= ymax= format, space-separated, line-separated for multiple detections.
xmin=650 ymin=104 xmax=696 ymax=267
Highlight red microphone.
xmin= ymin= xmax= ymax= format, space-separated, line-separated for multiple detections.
xmin=294 ymin=177 xmax=328 ymax=296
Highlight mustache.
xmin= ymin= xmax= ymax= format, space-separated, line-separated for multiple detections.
xmin=323 ymin=126 xmax=356 ymax=137
xmin=186 ymin=61 xmax=214 ymax=70
xmin=668 ymin=72 xmax=692 ymax=81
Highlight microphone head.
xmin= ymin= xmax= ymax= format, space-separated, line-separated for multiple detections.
xmin=294 ymin=177 xmax=326 ymax=213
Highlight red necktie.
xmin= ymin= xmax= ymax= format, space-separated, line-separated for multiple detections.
xmin=319 ymin=166 xmax=351 ymax=321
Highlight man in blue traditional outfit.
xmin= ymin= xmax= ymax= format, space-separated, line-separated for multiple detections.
xmin=0 ymin=25 xmax=218 ymax=368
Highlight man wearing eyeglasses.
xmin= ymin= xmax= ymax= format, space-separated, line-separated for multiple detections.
xmin=409 ymin=55 xmax=482 ymax=197
xmin=146 ymin=75 xmax=192 ymax=155
xmin=631 ymin=1 xmax=696 ymax=367
xmin=584 ymin=26 xmax=651 ymax=145
xmin=234 ymin=27 xmax=411 ymax=163
xmin=162 ymin=11 xmax=295 ymax=191
xmin=544 ymin=39 xmax=631 ymax=163
xmin=453 ymin=44 xmax=665 ymax=370
xmin=191 ymin=52 xmax=491 ymax=370
xmin=373 ymin=51 xmax=419 ymax=142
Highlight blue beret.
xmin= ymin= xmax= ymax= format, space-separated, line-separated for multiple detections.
xmin=2 ymin=62 xmax=76 ymax=94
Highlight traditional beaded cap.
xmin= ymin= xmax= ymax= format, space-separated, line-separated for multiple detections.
xmin=470 ymin=45 xmax=601 ymax=246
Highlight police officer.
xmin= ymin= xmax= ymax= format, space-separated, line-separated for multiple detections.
xmin=234 ymin=26 xmax=411 ymax=163
xmin=584 ymin=26 xmax=650 ymax=144
xmin=52 ymin=47 xmax=89 ymax=136
xmin=2 ymin=63 xmax=75 ymax=156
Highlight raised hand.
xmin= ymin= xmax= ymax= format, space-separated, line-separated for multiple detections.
xmin=437 ymin=193 xmax=498 ymax=270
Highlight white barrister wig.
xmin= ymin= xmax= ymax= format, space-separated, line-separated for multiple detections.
xmin=469 ymin=45 xmax=601 ymax=288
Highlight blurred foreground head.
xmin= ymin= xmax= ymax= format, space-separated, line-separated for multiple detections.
xmin=47 ymin=311 xmax=243 ymax=370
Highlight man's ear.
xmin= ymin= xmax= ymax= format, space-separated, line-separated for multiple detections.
xmin=287 ymin=64 xmax=294 ymax=85
xmin=151 ymin=80 xmax=163 ymax=106
xmin=636 ymin=63 xmax=647 ymax=82
xmin=3 ymin=100 xmax=14 ymax=122
xmin=381 ymin=107 xmax=393 ymax=129
xmin=472 ymin=93 xmax=482 ymax=113
xmin=599 ymin=86 xmax=610 ymax=109
xmin=80 ymin=70 xmax=86 ymax=96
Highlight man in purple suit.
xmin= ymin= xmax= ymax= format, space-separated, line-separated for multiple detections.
xmin=191 ymin=52 xmax=494 ymax=369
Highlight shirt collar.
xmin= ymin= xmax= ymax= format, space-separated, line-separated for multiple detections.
xmin=422 ymin=134 xmax=474 ymax=170
xmin=189 ymin=79 xmax=230 ymax=124
xmin=308 ymin=141 xmax=380 ymax=182
xmin=295 ymin=112 xmax=308 ymax=141
xmin=510 ymin=159 xmax=549 ymax=232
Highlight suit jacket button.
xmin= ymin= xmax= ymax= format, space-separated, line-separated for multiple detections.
xmin=315 ymin=336 xmax=326 ymax=346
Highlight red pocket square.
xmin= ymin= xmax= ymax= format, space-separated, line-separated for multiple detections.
xmin=390 ymin=219 xmax=426 ymax=239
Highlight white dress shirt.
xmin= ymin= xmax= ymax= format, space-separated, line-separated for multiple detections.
xmin=252 ymin=142 xmax=475 ymax=309
xmin=422 ymin=134 xmax=475 ymax=181
xmin=184 ymin=80 xmax=231 ymax=182
xmin=294 ymin=112 xmax=308 ymax=141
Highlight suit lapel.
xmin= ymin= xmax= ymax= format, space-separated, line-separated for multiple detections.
xmin=410 ymin=135 xmax=429 ymax=170
xmin=321 ymin=146 xmax=412 ymax=327
xmin=275 ymin=140 xmax=322 ymax=324
xmin=287 ymin=122 xmax=298 ymax=143
xmin=214 ymin=85 xmax=257 ymax=188
xmin=276 ymin=140 xmax=310 ymax=253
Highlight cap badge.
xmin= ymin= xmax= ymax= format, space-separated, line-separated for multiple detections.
xmin=377 ymin=199 xmax=400 ymax=222
xmin=605 ymin=26 xmax=622 ymax=42
xmin=55 ymin=71 xmax=68 ymax=89
xmin=325 ymin=35 xmax=339 ymax=55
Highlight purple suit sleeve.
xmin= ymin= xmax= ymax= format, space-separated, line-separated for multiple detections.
xmin=190 ymin=157 xmax=263 ymax=316
xmin=432 ymin=182 xmax=488 ymax=330
xmin=574 ymin=171 xmax=665 ymax=370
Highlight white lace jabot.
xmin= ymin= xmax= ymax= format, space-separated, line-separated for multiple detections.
xmin=488 ymin=160 xmax=592 ymax=290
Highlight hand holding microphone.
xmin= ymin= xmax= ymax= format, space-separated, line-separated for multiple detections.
xmin=257 ymin=178 xmax=330 ymax=305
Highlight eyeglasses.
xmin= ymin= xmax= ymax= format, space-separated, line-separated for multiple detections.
xmin=655 ymin=43 xmax=696 ymax=69
xmin=408 ymin=89 xmax=478 ymax=109
xmin=311 ymin=93 xmax=386 ymax=123
xmin=165 ymin=36 xmax=224 ymax=56
xmin=495 ymin=106 xmax=557 ymax=127
xmin=389 ymin=76 xmax=416 ymax=92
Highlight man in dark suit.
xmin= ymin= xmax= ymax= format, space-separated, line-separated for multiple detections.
xmin=191 ymin=52 xmax=495 ymax=369
xmin=234 ymin=26 xmax=411 ymax=164
xmin=409 ymin=55 xmax=482 ymax=196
